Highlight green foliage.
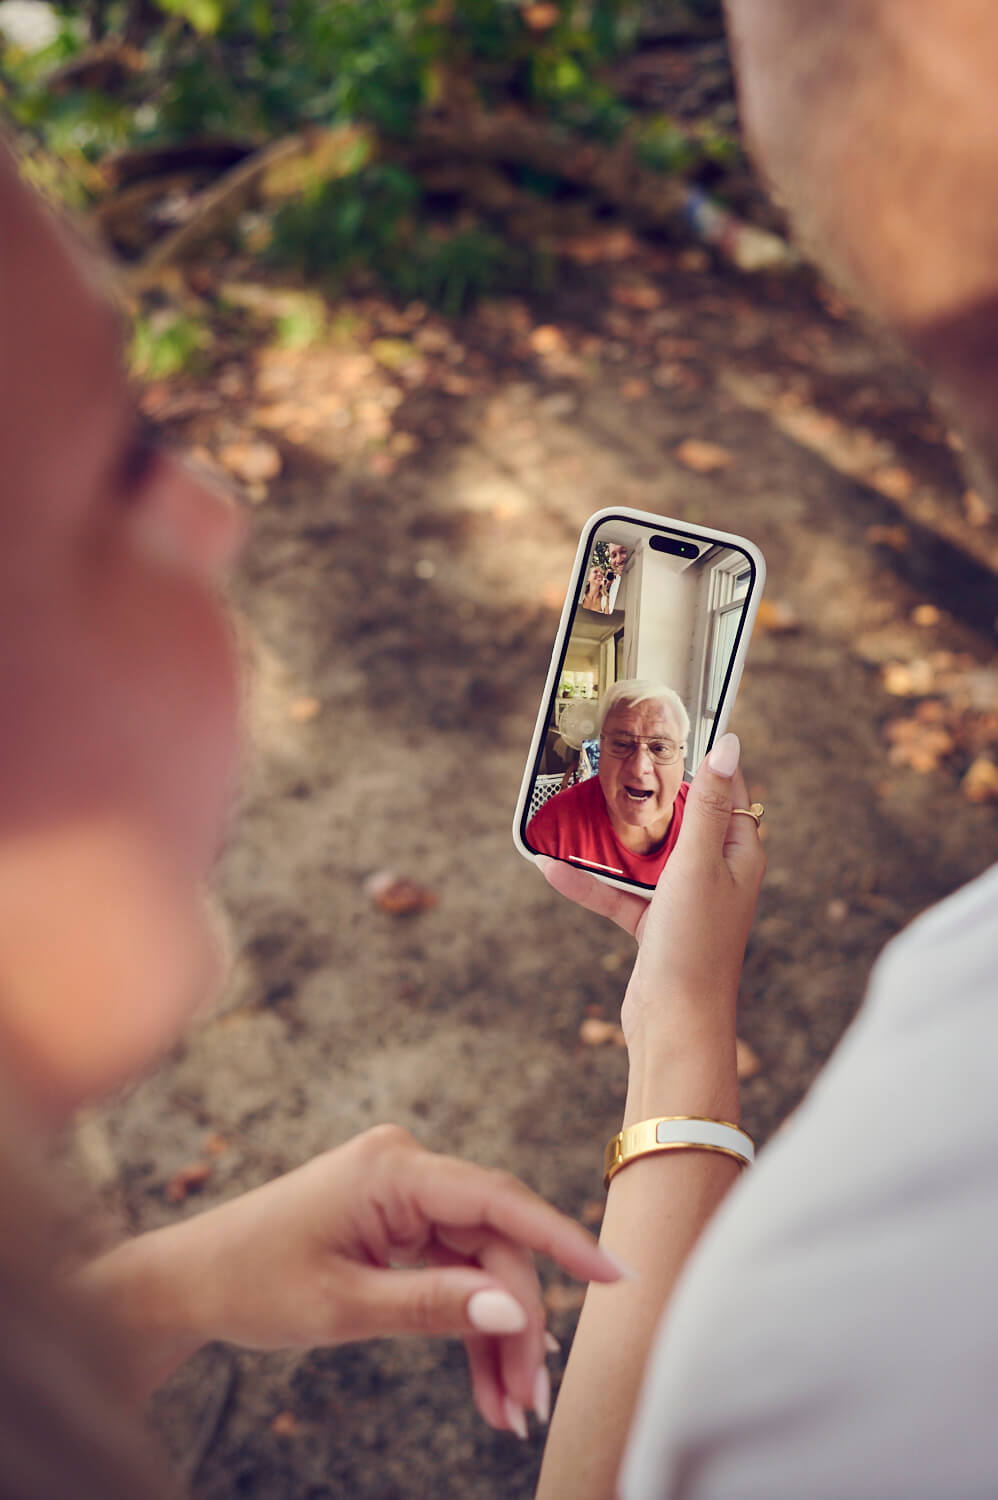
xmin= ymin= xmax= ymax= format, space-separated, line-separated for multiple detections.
xmin=130 ymin=308 xmax=212 ymax=378
xmin=0 ymin=1 xmax=740 ymax=311
xmin=268 ymin=164 xmax=422 ymax=276
xmin=5 ymin=1 xmax=646 ymax=149
xmin=273 ymin=297 xmax=327 ymax=350
xmin=154 ymin=0 xmax=226 ymax=33
xmin=634 ymin=116 xmax=698 ymax=176
xmin=390 ymin=223 xmax=513 ymax=316
xmin=267 ymin=163 xmax=519 ymax=315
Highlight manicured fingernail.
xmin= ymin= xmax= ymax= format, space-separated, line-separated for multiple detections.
xmin=544 ymin=1330 xmax=560 ymax=1354
xmin=707 ymin=732 xmax=740 ymax=778
xmin=533 ymin=1365 xmax=551 ymax=1425
xmin=467 ymin=1289 xmax=528 ymax=1334
xmin=599 ymin=1249 xmax=639 ymax=1281
xmin=504 ymin=1396 xmax=528 ymax=1440
xmin=535 ymin=855 xmax=554 ymax=874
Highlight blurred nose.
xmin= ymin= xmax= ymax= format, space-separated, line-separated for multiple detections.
xmin=131 ymin=454 xmax=248 ymax=581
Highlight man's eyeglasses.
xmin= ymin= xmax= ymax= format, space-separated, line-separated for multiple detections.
xmin=600 ymin=733 xmax=684 ymax=766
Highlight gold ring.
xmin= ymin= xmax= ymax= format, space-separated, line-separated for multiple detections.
xmin=731 ymin=802 xmax=765 ymax=828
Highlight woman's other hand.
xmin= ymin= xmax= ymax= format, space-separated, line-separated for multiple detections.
xmin=77 ymin=1125 xmax=624 ymax=1437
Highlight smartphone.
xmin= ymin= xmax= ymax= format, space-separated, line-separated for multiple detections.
xmin=513 ymin=507 xmax=766 ymax=898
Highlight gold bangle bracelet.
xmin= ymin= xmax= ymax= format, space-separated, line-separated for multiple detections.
xmin=604 ymin=1116 xmax=755 ymax=1189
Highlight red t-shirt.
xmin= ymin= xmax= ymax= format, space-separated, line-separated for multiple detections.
xmin=526 ymin=776 xmax=689 ymax=885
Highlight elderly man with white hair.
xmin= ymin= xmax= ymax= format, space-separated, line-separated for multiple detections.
xmin=526 ymin=681 xmax=690 ymax=883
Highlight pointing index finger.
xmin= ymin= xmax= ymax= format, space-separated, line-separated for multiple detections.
xmin=410 ymin=1149 xmax=626 ymax=1286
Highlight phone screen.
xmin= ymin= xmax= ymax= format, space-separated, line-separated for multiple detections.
xmin=513 ymin=509 xmax=765 ymax=894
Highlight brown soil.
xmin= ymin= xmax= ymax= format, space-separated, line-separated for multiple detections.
xmin=73 ymin=246 xmax=998 ymax=1499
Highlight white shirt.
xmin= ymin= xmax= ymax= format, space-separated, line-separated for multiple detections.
xmin=621 ymin=860 xmax=998 ymax=1500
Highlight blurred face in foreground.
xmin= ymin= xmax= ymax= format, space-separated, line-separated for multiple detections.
xmin=598 ymin=700 xmax=686 ymax=854
xmin=0 ymin=149 xmax=246 ymax=1120
xmin=726 ymin=0 xmax=998 ymax=499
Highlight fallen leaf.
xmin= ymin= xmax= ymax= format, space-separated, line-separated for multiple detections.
xmin=529 ymin=324 xmax=567 ymax=356
xmin=370 ymin=337 xmax=417 ymax=370
xmin=599 ymin=950 xmax=630 ymax=974
xmin=653 ymin=362 xmax=701 ymax=391
xmin=884 ymin=715 xmax=955 ymax=773
xmin=218 ymin=439 xmax=282 ymax=485
xmin=964 ymin=489 xmax=992 ymax=527
xmin=620 ymin=378 xmax=649 ymax=401
xmin=365 ymin=871 xmax=438 ymax=915
xmin=778 ymin=405 xmax=843 ymax=449
xmin=139 ymin=384 xmax=220 ymax=422
xmin=201 ymin=1133 xmax=229 ymax=1157
xmin=254 ymin=400 xmax=304 ymax=431
xmin=578 ymin=1017 xmax=626 ymax=1047
xmin=413 ymin=323 xmax=452 ymax=354
xmin=557 ymin=228 xmax=637 ymax=265
xmin=870 ymin=465 xmax=914 ymax=500
xmin=865 ymin=523 xmax=910 ymax=552
xmin=883 ymin=660 xmax=935 ymax=697
xmin=655 ymin=337 xmax=699 ymax=360
xmin=271 ymin=1412 xmax=300 ymax=1438
xmin=441 ymin=371 xmax=473 ymax=397
xmin=753 ymin=598 xmax=800 ymax=635
xmin=289 ymin=697 xmax=321 ymax=723
xmin=735 ymin=1037 xmax=761 ymax=1080
xmin=355 ymin=401 xmax=392 ymax=440
xmin=911 ymin=604 xmax=941 ymax=628
xmin=611 ymin=282 xmax=662 ymax=311
xmin=522 ymin=2 xmax=560 ymax=30
xmin=186 ymin=444 xmax=227 ymax=479
xmin=962 ymin=756 xmax=998 ymax=803
xmin=165 ymin=1161 xmax=213 ymax=1203
xmin=675 ymin=438 xmax=733 ymax=474
xmin=543 ymin=1282 xmax=586 ymax=1314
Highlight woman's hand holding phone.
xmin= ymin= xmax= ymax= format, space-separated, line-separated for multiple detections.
xmin=534 ymin=735 xmax=765 ymax=1500
xmin=537 ymin=731 xmax=765 ymax=1064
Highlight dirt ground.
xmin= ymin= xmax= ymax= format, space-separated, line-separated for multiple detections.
xmin=70 ymin=245 xmax=998 ymax=1499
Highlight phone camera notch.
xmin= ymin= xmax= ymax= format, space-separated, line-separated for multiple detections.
xmin=650 ymin=536 xmax=700 ymax=559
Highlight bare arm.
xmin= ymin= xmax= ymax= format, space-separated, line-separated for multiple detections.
xmin=536 ymin=739 xmax=765 ymax=1499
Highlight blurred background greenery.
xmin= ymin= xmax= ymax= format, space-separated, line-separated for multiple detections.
xmin=0 ymin=0 xmax=771 ymax=324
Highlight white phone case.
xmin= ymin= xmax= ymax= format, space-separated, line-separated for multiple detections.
xmin=512 ymin=505 xmax=767 ymax=898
